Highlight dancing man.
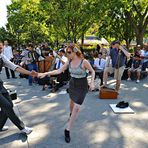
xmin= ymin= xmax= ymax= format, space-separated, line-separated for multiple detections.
xmin=0 ymin=41 xmax=36 ymax=134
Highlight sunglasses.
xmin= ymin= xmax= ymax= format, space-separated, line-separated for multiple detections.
xmin=67 ymin=51 xmax=72 ymax=54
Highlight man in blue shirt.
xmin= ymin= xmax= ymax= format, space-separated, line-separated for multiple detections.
xmin=103 ymin=41 xmax=131 ymax=91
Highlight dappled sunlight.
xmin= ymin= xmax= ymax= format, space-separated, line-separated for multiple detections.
xmin=107 ymin=79 xmax=116 ymax=87
xmin=27 ymin=102 xmax=59 ymax=115
xmin=131 ymin=87 xmax=139 ymax=91
xmin=19 ymin=98 xmax=38 ymax=104
xmin=92 ymin=130 xmax=109 ymax=143
xmin=84 ymin=122 xmax=109 ymax=143
xmin=143 ymin=84 xmax=148 ymax=88
xmin=45 ymin=93 xmax=58 ymax=98
xmin=18 ymin=93 xmax=28 ymax=97
xmin=132 ymin=101 xmax=144 ymax=107
xmin=120 ymin=111 xmax=148 ymax=120
xmin=27 ymin=123 xmax=50 ymax=144
xmin=118 ymin=122 xmax=148 ymax=143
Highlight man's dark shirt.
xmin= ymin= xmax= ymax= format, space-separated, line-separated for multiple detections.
xmin=109 ymin=48 xmax=126 ymax=68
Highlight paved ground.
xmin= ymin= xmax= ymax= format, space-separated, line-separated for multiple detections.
xmin=0 ymin=69 xmax=148 ymax=148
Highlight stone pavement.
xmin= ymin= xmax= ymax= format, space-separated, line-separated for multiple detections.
xmin=0 ymin=69 xmax=148 ymax=148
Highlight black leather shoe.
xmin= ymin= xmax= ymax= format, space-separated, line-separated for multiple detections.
xmin=0 ymin=126 xmax=9 ymax=132
xmin=119 ymin=102 xmax=129 ymax=108
xmin=64 ymin=129 xmax=71 ymax=143
xmin=116 ymin=101 xmax=129 ymax=108
xmin=116 ymin=101 xmax=125 ymax=107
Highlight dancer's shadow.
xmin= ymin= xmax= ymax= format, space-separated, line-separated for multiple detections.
xmin=0 ymin=133 xmax=28 ymax=145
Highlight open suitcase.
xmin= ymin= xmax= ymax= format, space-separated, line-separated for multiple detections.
xmin=99 ymin=86 xmax=118 ymax=99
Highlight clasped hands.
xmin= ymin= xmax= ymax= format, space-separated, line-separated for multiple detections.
xmin=30 ymin=70 xmax=47 ymax=79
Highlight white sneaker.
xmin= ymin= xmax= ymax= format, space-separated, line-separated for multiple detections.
xmin=0 ymin=126 xmax=9 ymax=132
xmin=127 ymin=78 xmax=131 ymax=81
xmin=136 ymin=80 xmax=140 ymax=83
xmin=21 ymin=127 xmax=33 ymax=135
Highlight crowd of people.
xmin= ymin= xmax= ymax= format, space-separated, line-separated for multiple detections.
xmin=0 ymin=40 xmax=148 ymax=143
xmin=2 ymin=40 xmax=148 ymax=88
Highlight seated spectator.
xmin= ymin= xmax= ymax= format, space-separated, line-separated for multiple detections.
xmin=141 ymin=45 xmax=148 ymax=71
xmin=22 ymin=44 xmax=38 ymax=86
xmin=42 ymin=50 xmax=56 ymax=90
xmin=93 ymin=52 xmax=106 ymax=86
xmin=127 ymin=53 xmax=142 ymax=83
xmin=13 ymin=48 xmax=22 ymax=65
xmin=42 ymin=43 xmax=51 ymax=56
xmin=51 ymin=49 xmax=69 ymax=90
xmin=100 ymin=44 xmax=108 ymax=59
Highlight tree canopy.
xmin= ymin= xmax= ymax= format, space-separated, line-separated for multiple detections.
xmin=0 ymin=0 xmax=147 ymax=47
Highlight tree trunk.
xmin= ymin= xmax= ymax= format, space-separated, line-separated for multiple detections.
xmin=136 ymin=31 xmax=144 ymax=47
xmin=74 ymin=37 xmax=77 ymax=43
xmin=125 ymin=39 xmax=130 ymax=50
xmin=81 ymin=33 xmax=84 ymax=46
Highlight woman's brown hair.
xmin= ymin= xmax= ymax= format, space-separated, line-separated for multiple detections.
xmin=66 ymin=43 xmax=82 ymax=58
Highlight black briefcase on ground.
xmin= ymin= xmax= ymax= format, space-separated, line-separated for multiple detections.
xmin=8 ymin=90 xmax=17 ymax=100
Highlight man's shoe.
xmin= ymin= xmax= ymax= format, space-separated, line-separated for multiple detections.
xmin=127 ymin=78 xmax=131 ymax=81
xmin=0 ymin=126 xmax=9 ymax=132
xmin=21 ymin=127 xmax=33 ymax=135
xmin=136 ymin=80 xmax=140 ymax=83
xmin=116 ymin=101 xmax=129 ymax=108
xmin=119 ymin=102 xmax=129 ymax=108
xmin=116 ymin=101 xmax=125 ymax=107
xmin=64 ymin=129 xmax=71 ymax=143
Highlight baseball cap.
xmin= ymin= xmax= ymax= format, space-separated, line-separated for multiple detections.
xmin=111 ymin=40 xmax=120 ymax=45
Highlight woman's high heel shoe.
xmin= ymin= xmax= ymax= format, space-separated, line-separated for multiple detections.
xmin=64 ymin=129 xmax=71 ymax=143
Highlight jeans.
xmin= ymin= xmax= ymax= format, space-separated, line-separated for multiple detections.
xmin=27 ymin=63 xmax=38 ymax=85
xmin=142 ymin=61 xmax=148 ymax=71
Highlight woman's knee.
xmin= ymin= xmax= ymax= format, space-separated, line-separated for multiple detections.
xmin=73 ymin=104 xmax=80 ymax=113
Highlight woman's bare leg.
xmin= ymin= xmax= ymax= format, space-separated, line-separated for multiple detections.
xmin=70 ymin=99 xmax=74 ymax=114
xmin=67 ymin=103 xmax=80 ymax=131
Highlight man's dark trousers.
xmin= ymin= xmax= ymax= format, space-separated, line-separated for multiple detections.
xmin=0 ymin=92 xmax=25 ymax=130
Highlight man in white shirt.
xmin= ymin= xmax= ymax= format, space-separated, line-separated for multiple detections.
xmin=93 ymin=52 xmax=107 ymax=85
xmin=141 ymin=45 xmax=148 ymax=71
xmin=55 ymin=49 xmax=68 ymax=88
xmin=0 ymin=41 xmax=36 ymax=135
xmin=3 ymin=41 xmax=16 ymax=79
xmin=55 ymin=49 xmax=68 ymax=69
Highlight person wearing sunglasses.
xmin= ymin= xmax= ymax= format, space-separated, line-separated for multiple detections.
xmin=38 ymin=43 xmax=95 ymax=143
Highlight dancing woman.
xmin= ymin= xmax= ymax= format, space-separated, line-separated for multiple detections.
xmin=38 ymin=43 xmax=95 ymax=143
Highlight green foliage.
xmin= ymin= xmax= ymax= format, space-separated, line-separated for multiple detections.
xmin=3 ymin=0 xmax=148 ymax=47
xmin=0 ymin=27 xmax=15 ymax=45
